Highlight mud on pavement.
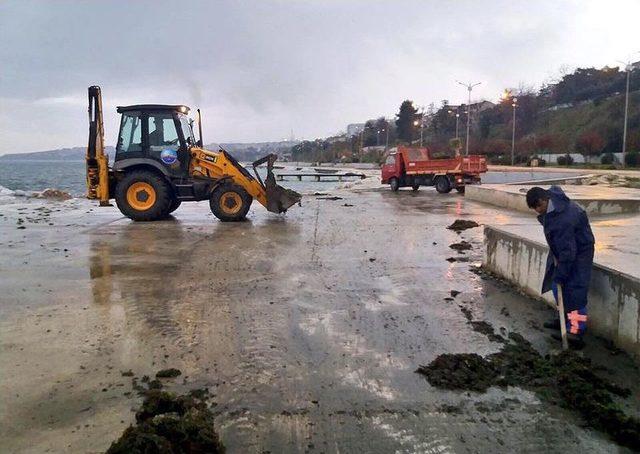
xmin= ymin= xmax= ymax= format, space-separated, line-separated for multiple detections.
xmin=417 ymin=332 xmax=640 ymax=451
xmin=1 ymin=190 xmax=639 ymax=453
xmin=107 ymin=372 xmax=224 ymax=453
xmin=447 ymin=219 xmax=480 ymax=233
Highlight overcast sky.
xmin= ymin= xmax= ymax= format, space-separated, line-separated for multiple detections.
xmin=1 ymin=0 xmax=639 ymax=154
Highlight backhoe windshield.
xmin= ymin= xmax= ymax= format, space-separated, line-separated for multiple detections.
xmin=178 ymin=114 xmax=196 ymax=146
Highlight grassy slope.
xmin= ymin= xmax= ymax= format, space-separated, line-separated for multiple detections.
xmin=535 ymin=91 xmax=640 ymax=150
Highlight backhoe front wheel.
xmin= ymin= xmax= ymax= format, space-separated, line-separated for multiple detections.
xmin=115 ymin=170 xmax=172 ymax=221
xmin=167 ymin=198 xmax=182 ymax=215
xmin=210 ymin=184 xmax=252 ymax=222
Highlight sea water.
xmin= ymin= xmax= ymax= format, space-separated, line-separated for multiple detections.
xmin=0 ymin=159 xmax=577 ymax=197
xmin=0 ymin=160 xmax=361 ymax=196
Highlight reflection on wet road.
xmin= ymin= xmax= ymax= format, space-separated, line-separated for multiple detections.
xmin=0 ymin=191 xmax=628 ymax=453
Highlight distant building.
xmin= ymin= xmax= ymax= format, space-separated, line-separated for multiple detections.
xmin=469 ymin=100 xmax=495 ymax=113
xmin=443 ymin=101 xmax=494 ymax=112
xmin=346 ymin=123 xmax=365 ymax=137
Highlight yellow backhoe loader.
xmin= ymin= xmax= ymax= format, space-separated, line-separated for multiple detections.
xmin=85 ymin=85 xmax=301 ymax=221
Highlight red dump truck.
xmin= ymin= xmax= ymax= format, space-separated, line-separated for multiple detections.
xmin=381 ymin=146 xmax=487 ymax=193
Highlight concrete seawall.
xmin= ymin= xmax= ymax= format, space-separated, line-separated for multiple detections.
xmin=467 ymin=184 xmax=640 ymax=215
xmin=483 ymin=226 xmax=640 ymax=357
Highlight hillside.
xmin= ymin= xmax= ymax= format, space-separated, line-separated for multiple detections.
xmin=291 ymin=63 xmax=640 ymax=165
xmin=214 ymin=141 xmax=300 ymax=161
xmin=0 ymin=140 xmax=299 ymax=163
xmin=0 ymin=147 xmax=115 ymax=161
xmin=474 ymin=91 xmax=640 ymax=160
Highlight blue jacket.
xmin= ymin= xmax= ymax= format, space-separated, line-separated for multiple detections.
xmin=538 ymin=186 xmax=595 ymax=312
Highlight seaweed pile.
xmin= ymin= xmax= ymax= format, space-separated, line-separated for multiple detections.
xmin=107 ymin=371 xmax=224 ymax=454
xmin=447 ymin=219 xmax=480 ymax=232
xmin=449 ymin=241 xmax=472 ymax=252
xmin=416 ymin=334 xmax=640 ymax=451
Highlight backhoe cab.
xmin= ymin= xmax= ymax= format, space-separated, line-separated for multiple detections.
xmin=86 ymin=86 xmax=301 ymax=222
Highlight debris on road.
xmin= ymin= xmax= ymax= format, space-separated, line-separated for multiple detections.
xmin=36 ymin=188 xmax=72 ymax=200
xmin=457 ymin=303 xmax=506 ymax=343
xmin=446 ymin=256 xmax=470 ymax=263
xmin=156 ymin=368 xmax=182 ymax=378
xmin=447 ymin=219 xmax=480 ymax=232
xmin=449 ymin=241 xmax=472 ymax=252
xmin=469 ymin=320 xmax=506 ymax=343
xmin=418 ymin=353 xmax=497 ymax=392
xmin=316 ymin=196 xmax=343 ymax=201
xmin=107 ymin=375 xmax=223 ymax=453
xmin=417 ymin=333 xmax=640 ymax=451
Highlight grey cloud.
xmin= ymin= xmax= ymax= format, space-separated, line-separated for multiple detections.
xmin=1 ymin=0 xmax=638 ymax=153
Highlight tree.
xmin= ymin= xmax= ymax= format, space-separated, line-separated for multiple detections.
xmin=362 ymin=120 xmax=377 ymax=147
xmin=395 ymin=100 xmax=419 ymax=143
xmin=449 ymin=138 xmax=462 ymax=156
xmin=575 ymin=131 xmax=605 ymax=157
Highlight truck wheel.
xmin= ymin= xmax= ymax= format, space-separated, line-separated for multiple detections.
xmin=412 ymin=184 xmax=420 ymax=191
xmin=210 ymin=183 xmax=252 ymax=222
xmin=167 ymin=198 xmax=182 ymax=214
xmin=389 ymin=178 xmax=400 ymax=192
xmin=115 ymin=170 xmax=172 ymax=221
xmin=435 ymin=176 xmax=452 ymax=194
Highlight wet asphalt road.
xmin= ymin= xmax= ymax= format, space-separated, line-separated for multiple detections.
xmin=0 ymin=187 xmax=638 ymax=453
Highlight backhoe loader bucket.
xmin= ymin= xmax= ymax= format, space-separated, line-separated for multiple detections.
xmin=252 ymin=154 xmax=301 ymax=213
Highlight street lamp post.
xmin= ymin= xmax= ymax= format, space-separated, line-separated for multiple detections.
xmin=457 ymin=80 xmax=482 ymax=155
xmin=623 ymin=65 xmax=630 ymax=167
xmin=413 ymin=119 xmax=419 ymax=144
xmin=511 ymin=97 xmax=518 ymax=166
xmin=419 ymin=107 xmax=425 ymax=146
xmin=385 ymin=126 xmax=390 ymax=151
xmin=618 ymin=53 xmax=639 ymax=167
xmin=447 ymin=108 xmax=460 ymax=139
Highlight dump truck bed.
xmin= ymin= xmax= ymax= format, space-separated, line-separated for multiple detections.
xmin=398 ymin=147 xmax=487 ymax=175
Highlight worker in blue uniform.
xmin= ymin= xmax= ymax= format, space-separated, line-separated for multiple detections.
xmin=526 ymin=186 xmax=595 ymax=348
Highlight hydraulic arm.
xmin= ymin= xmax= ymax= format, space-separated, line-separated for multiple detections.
xmin=86 ymin=86 xmax=110 ymax=205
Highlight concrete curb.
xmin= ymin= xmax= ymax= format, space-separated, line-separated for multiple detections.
xmin=483 ymin=225 xmax=640 ymax=357
xmin=467 ymin=185 xmax=640 ymax=215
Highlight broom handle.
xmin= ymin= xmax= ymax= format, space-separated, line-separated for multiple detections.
xmin=557 ymin=283 xmax=569 ymax=350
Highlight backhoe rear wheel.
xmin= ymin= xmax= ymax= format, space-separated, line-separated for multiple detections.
xmin=115 ymin=170 xmax=172 ymax=221
xmin=210 ymin=183 xmax=252 ymax=222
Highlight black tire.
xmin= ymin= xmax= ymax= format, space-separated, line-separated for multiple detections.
xmin=115 ymin=170 xmax=172 ymax=221
xmin=167 ymin=198 xmax=182 ymax=214
xmin=412 ymin=184 xmax=420 ymax=191
xmin=435 ymin=176 xmax=452 ymax=194
xmin=456 ymin=186 xmax=465 ymax=194
xmin=210 ymin=183 xmax=252 ymax=222
xmin=389 ymin=178 xmax=400 ymax=192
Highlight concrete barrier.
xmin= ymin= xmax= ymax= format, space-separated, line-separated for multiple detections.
xmin=467 ymin=184 xmax=640 ymax=215
xmin=483 ymin=226 xmax=640 ymax=357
